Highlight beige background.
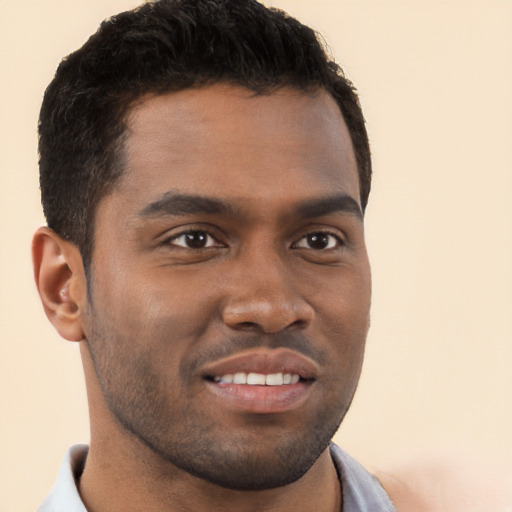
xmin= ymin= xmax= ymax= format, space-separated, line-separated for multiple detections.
xmin=1 ymin=1 xmax=511 ymax=510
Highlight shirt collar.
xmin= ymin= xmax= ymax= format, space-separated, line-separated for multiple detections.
xmin=38 ymin=444 xmax=88 ymax=512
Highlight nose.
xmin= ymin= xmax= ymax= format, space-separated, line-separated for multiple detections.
xmin=221 ymin=250 xmax=314 ymax=334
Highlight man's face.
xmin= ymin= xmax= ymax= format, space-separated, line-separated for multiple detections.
xmin=82 ymin=85 xmax=371 ymax=490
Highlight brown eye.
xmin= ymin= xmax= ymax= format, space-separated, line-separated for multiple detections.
xmin=169 ymin=231 xmax=219 ymax=249
xmin=294 ymin=232 xmax=341 ymax=250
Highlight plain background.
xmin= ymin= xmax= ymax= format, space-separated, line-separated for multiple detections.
xmin=1 ymin=1 xmax=511 ymax=510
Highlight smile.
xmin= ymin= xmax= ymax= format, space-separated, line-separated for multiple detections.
xmin=201 ymin=348 xmax=319 ymax=414
xmin=213 ymin=372 xmax=301 ymax=386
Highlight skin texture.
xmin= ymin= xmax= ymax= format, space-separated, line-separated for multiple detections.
xmin=33 ymin=85 xmax=371 ymax=512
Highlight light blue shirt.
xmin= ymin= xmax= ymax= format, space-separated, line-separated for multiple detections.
xmin=38 ymin=443 xmax=396 ymax=511
xmin=330 ymin=444 xmax=396 ymax=512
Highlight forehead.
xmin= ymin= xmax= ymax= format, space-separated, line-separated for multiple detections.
xmin=116 ymin=84 xmax=359 ymax=212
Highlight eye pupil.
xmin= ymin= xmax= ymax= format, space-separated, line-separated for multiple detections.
xmin=307 ymin=233 xmax=330 ymax=250
xmin=185 ymin=232 xmax=207 ymax=248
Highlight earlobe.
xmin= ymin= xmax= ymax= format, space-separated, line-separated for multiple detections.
xmin=32 ymin=226 xmax=87 ymax=342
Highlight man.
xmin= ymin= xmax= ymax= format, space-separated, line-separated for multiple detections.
xmin=33 ymin=1 xmax=385 ymax=510
xmin=35 ymin=0 xmax=508 ymax=510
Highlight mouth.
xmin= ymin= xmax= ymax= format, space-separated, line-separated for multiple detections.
xmin=201 ymin=348 xmax=318 ymax=414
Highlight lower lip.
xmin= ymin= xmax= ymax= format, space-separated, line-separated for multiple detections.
xmin=205 ymin=380 xmax=314 ymax=414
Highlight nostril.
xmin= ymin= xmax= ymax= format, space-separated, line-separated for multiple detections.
xmin=237 ymin=321 xmax=259 ymax=331
xmin=231 ymin=318 xmax=309 ymax=334
xmin=287 ymin=319 xmax=308 ymax=331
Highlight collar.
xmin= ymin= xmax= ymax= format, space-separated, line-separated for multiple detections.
xmin=38 ymin=443 xmax=395 ymax=512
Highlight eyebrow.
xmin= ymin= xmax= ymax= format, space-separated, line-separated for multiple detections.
xmin=139 ymin=192 xmax=238 ymax=218
xmin=295 ymin=194 xmax=363 ymax=222
xmin=139 ymin=192 xmax=362 ymax=221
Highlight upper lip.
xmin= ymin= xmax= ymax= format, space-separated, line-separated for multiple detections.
xmin=201 ymin=348 xmax=320 ymax=380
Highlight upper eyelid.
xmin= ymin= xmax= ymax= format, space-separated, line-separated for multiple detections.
xmin=158 ymin=224 xmax=223 ymax=241
xmin=293 ymin=228 xmax=346 ymax=243
xmin=168 ymin=229 xmax=215 ymax=240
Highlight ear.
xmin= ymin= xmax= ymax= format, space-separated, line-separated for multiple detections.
xmin=32 ymin=226 xmax=87 ymax=342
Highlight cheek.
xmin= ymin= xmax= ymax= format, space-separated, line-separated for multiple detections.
xmin=311 ymin=261 xmax=371 ymax=323
xmin=90 ymin=261 xmax=216 ymax=332
xmin=311 ymin=267 xmax=371 ymax=369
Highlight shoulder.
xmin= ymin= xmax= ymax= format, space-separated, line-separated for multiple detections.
xmin=373 ymin=452 xmax=512 ymax=512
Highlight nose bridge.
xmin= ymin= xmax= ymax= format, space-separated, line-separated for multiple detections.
xmin=221 ymin=242 xmax=314 ymax=333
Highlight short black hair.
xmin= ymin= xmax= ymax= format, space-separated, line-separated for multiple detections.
xmin=39 ymin=0 xmax=371 ymax=267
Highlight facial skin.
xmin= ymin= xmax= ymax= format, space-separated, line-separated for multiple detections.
xmin=35 ymin=84 xmax=371 ymax=509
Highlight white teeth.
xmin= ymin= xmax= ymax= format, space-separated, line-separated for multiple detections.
xmin=247 ymin=373 xmax=266 ymax=385
xmin=214 ymin=372 xmax=301 ymax=386
xmin=265 ymin=373 xmax=284 ymax=386
xmin=233 ymin=372 xmax=246 ymax=384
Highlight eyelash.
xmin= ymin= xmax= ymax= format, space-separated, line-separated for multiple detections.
xmin=163 ymin=229 xmax=344 ymax=251
xmin=292 ymin=231 xmax=344 ymax=251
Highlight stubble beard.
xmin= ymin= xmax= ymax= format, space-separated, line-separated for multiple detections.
xmin=84 ymin=306 xmax=362 ymax=491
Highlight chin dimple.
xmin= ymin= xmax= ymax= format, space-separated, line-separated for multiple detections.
xmin=212 ymin=372 xmax=300 ymax=386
